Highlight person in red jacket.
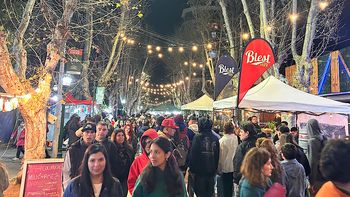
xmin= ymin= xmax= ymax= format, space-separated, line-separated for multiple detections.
xmin=127 ymin=128 xmax=158 ymax=195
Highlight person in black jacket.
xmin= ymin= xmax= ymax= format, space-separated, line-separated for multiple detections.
xmin=95 ymin=121 xmax=119 ymax=180
xmin=63 ymin=144 xmax=123 ymax=197
xmin=285 ymin=133 xmax=311 ymax=177
xmin=232 ymin=122 xmax=257 ymax=184
xmin=62 ymin=123 xmax=96 ymax=189
xmin=188 ymin=117 xmax=220 ymax=197
xmin=111 ymin=129 xmax=134 ymax=197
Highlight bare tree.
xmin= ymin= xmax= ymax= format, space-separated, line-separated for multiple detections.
xmin=0 ymin=0 xmax=78 ymax=159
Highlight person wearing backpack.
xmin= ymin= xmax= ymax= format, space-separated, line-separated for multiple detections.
xmin=188 ymin=117 xmax=220 ymax=197
xmin=306 ymin=119 xmax=327 ymax=195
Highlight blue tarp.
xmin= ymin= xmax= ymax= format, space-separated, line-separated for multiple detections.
xmin=0 ymin=109 xmax=17 ymax=143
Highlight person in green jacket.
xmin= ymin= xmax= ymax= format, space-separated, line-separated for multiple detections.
xmin=133 ymin=137 xmax=187 ymax=197
xmin=239 ymin=147 xmax=273 ymax=197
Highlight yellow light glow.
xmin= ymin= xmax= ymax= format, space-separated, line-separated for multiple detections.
xmin=207 ymin=43 xmax=213 ymax=49
xmin=319 ymin=1 xmax=329 ymax=10
xmin=242 ymin=33 xmax=250 ymax=40
xmin=23 ymin=94 xmax=31 ymax=100
xmin=266 ymin=26 xmax=272 ymax=32
xmin=192 ymin=45 xmax=198 ymax=52
xmin=156 ymin=46 xmax=161 ymax=51
xmin=167 ymin=47 xmax=173 ymax=52
xmin=289 ymin=14 xmax=298 ymax=22
xmin=193 ymin=72 xmax=197 ymax=76
xmin=120 ymin=33 xmax=125 ymax=38
xmin=148 ymin=50 xmax=153 ymax=54
xmin=192 ymin=63 xmax=197 ymax=67
xmin=199 ymin=64 xmax=203 ymax=68
xmin=147 ymin=45 xmax=152 ymax=49
xmin=178 ymin=47 xmax=184 ymax=53
xmin=184 ymin=61 xmax=188 ymax=66
xmin=158 ymin=53 xmax=163 ymax=58
xmin=145 ymin=82 xmax=149 ymax=87
xmin=185 ymin=77 xmax=189 ymax=80
xmin=122 ymin=37 xmax=127 ymax=41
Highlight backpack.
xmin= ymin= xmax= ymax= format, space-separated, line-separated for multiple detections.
xmin=171 ymin=136 xmax=189 ymax=168
xmin=199 ymin=136 xmax=218 ymax=175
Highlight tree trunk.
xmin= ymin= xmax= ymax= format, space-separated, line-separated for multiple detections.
xmin=241 ymin=0 xmax=255 ymax=38
xmin=12 ymin=0 xmax=36 ymax=79
xmin=218 ymin=0 xmax=235 ymax=58
xmin=81 ymin=0 xmax=93 ymax=99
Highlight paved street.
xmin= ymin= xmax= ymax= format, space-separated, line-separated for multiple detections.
xmin=0 ymin=143 xmax=22 ymax=179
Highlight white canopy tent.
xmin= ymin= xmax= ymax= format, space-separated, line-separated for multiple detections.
xmin=213 ymin=76 xmax=350 ymax=114
xmin=181 ymin=94 xmax=213 ymax=111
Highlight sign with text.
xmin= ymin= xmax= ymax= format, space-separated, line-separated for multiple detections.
xmin=237 ymin=38 xmax=275 ymax=106
xmin=20 ymin=159 xmax=64 ymax=197
xmin=66 ymin=48 xmax=83 ymax=75
xmin=214 ymin=55 xmax=238 ymax=100
xmin=96 ymin=87 xmax=105 ymax=104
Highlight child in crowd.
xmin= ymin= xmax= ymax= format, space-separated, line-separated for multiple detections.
xmin=281 ymin=143 xmax=307 ymax=197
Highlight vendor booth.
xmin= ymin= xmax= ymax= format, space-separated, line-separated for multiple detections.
xmin=181 ymin=94 xmax=214 ymax=111
xmin=213 ymin=76 xmax=350 ymax=114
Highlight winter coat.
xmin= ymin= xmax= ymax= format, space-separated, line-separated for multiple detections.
xmin=63 ymin=176 xmax=123 ymax=197
xmin=295 ymin=146 xmax=311 ymax=177
xmin=316 ymin=181 xmax=350 ymax=197
xmin=16 ymin=129 xmax=25 ymax=147
xmin=281 ymin=159 xmax=307 ymax=197
xmin=188 ymin=130 xmax=220 ymax=177
xmin=132 ymin=167 xmax=188 ymax=197
xmin=239 ymin=178 xmax=271 ymax=197
xmin=127 ymin=129 xmax=158 ymax=195
xmin=0 ymin=164 xmax=9 ymax=197
xmin=218 ymin=134 xmax=238 ymax=173
xmin=306 ymin=119 xmax=327 ymax=190
xmin=114 ymin=143 xmax=134 ymax=182
xmin=98 ymin=138 xmax=120 ymax=179
xmin=233 ymin=136 xmax=257 ymax=183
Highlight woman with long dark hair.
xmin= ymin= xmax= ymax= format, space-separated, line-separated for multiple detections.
xmin=132 ymin=137 xmax=187 ymax=197
xmin=111 ymin=129 xmax=135 ymax=197
xmin=124 ymin=124 xmax=138 ymax=154
xmin=63 ymin=144 xmax=123 ymax=197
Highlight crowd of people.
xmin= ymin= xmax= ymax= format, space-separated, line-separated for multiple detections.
xmin=1 ymin=113 xmax=349 ymax=197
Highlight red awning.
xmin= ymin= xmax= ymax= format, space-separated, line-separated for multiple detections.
xmin=64 ymin=93 xmax=93 ymax=105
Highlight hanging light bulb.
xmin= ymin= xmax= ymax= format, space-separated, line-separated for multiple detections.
xmin=156 ymin=46 xmax=161 ymax=51
xmin=184 ymin=61 xmax=188 ymax=66
xmin=147 ymin=45 xmax=152 ymax=49
xmin=158 ymin=53 xmax=163 ymax=58
xmin=206 ymin=43 xmax=213 ymax=49
xmin=193 ymin=72 xmax=197 ymax=76
xmin=178 ymin=47 xmax=184 ymax=53
xmin=168 ymin=47 xmax=173 ymax=52
xmin=192 ymin=45 xmax=198 ymax=52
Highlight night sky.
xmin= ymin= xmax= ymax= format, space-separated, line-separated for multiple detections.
xmin=144 ymin=1 xmax=350 ymax=84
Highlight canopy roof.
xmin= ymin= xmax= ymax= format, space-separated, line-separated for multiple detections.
xmin=213 ymin=76 xmax=350 ymax=114
xmin=181 ymin=94 xmax=213 ymax=111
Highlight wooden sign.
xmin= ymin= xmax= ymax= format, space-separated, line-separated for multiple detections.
xmin=20 ymin=159 xmax=64 ymax=197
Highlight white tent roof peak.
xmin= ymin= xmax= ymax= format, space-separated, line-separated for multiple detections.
xmin=214 ymin=75 xmax=350 ymax=114
xmin=181 ymin=94 xmax=213 ymax=111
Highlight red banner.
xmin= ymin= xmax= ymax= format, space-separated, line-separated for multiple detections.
xmin=237 ymin=38 xmax=275 ymax=106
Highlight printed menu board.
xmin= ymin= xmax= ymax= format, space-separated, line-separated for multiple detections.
xmin=20 ymin=159 xmax=64 ymax=197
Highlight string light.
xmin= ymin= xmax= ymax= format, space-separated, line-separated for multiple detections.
xmin=266 ymin=26 xmax=272 ymax=32
xmin=158 ymin=53 xmax=163 ymax=58
xmin=147 ymin=45 xmax=152 ymax=49
xmin=167 ymin=47 xmax=173 ymax=52
xmin=185 ymin=77 xmax=189 ymax=80
xmin=193 ymin=72 xmax=197 ymax=76
xmin=184 ymin=61 xmax=188 ymax=66
xmin=289 ymin=14 xmax=298 ymax=22
xmin=148 ymin=50 xmax=153 ymax=54
xmin=192 ymin=45 xmax=198 ymax=52
xmin=206 ymin=43 xmax=213 ymax=49
xmin=199 ymin=64 xmax=203 ymax=68
xmin=242 ymin=33 xmax=250 ymax=40
xmin=156 ymin=46 xmax=161 ymax=51
xmin=178 ymin=47 xmax=184 ymax=53
xmin=319 ymin=1 xmax=329 ymax=10
xmin=192 ymin=63 xmax=197 ymax=67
